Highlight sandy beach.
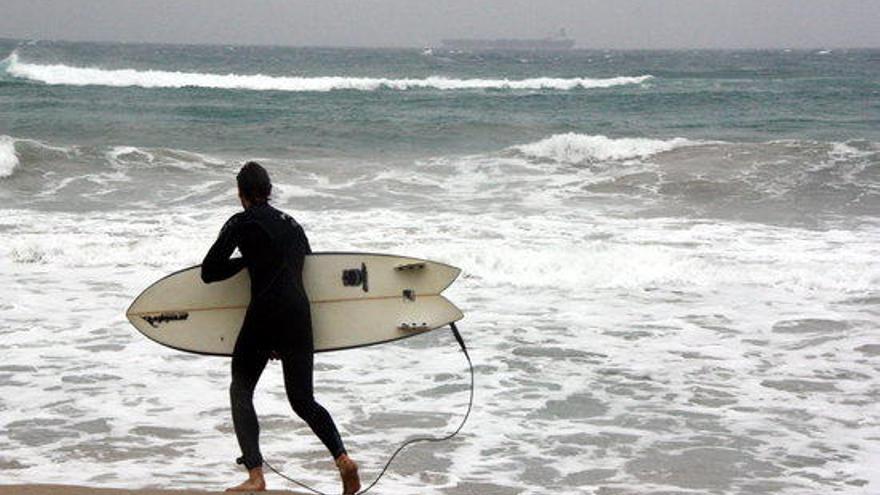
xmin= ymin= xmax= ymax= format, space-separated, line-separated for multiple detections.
xmin=0 ymin=485 xmax=304 ymax=495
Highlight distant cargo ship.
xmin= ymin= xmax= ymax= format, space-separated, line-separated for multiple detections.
xmin=441 ymin=29 xmax=575 ymax=51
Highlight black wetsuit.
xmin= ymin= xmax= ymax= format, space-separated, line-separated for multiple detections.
xmin=201 ymin=203 xmax=346 ymax=468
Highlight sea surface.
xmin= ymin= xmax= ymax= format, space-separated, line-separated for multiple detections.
xmin=1 ymin=40 xmax=879 ymax=494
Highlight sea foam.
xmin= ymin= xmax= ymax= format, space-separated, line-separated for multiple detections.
xmin=3 ymin=53 xmax=652 ymax=92
xmin=0 ymin=135 xmax=19 ymax=178
xmin=511 ymin=133 xmax=699 ymax=163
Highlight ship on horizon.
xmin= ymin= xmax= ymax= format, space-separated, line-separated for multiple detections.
xmin=441 ymin=29 xmax=575 ymax=51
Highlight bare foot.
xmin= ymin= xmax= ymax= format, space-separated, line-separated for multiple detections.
xmin=226 ymin=466 xmax=266 ymax=492
xmin=336 ymin=454 xmax=361 ymax=495
xmin=225 ymin=479 xmax=265 ymax=492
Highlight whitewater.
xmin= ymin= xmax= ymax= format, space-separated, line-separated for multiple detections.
xmin=2 ymin=52 xmax=652 ymax=92
xmin=1 ymin=40 xmax=879 ymax=495
xmin=0 ymin=135 xmax=18 ymax=177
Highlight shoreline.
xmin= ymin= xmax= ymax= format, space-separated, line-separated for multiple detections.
xmin=0 ymin=485 xmax=305 ymax=495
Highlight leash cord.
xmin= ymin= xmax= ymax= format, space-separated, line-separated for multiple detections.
xmin=264 ymin=322 xmax=473 ymax=495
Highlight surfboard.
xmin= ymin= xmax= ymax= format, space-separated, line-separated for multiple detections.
xmin=126 ymin=253 xmax=463 ymax=356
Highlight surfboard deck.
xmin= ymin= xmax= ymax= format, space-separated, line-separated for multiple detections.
xmin=127 ymin=252 xmax=463 ymax=356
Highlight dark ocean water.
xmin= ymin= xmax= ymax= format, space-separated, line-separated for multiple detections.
xmin=2 ymin=40 xmax=879 ymax=154
xmin=0 ymin=39 xmax=878 ymax=494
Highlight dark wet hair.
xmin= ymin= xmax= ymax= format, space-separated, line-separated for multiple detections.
xmin=237 ymin=161 xmax=272 ymax=204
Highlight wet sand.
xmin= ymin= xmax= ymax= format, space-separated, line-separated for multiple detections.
xmin=0 ymin=485 xmax=305 ymax=495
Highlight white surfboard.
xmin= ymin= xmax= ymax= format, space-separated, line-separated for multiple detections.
xmin=126 ymin=253 xmax=463 ymax=355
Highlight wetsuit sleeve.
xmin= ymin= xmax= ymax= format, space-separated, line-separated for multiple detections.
xmin=296 ymin=224 xmax=312 ymax=255
xmin=201 ymin=216 xmax=247 ymax=283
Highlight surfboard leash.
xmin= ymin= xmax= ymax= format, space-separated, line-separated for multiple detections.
xmin=263 ymin=321 xmax=474 ymax=495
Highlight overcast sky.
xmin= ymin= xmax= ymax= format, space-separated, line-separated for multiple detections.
xmin=1 ymin=0 xmax=878 ymax=49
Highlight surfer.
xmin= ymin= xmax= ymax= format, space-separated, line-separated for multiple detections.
xmin=201 ymin=162 xmax=360 ymax=494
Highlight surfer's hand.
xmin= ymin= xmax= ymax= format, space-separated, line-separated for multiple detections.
xmin=269 ymin=351 xmax=280 ymax=361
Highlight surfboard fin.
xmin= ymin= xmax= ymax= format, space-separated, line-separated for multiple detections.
xmin=399 ymin=322 xmax=430 ymax=331
xmin=395 ymin=262 xmax=426 ymax=271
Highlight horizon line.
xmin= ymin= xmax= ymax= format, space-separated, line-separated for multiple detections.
xmin=2 ymin=35 xmax=879 ymax=52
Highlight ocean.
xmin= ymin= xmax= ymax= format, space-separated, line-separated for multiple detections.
xmin=0 ymin=39 xmax=878 ymax=494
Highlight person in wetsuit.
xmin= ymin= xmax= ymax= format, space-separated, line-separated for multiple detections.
xmin=201 ymin=162 xmax=360 ymax=494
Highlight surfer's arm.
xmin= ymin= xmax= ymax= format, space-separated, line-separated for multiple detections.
xmin=201 ymin=217 xmax=246 ymax=283
xmin=296 ymin=224 xmax=312 ymax=255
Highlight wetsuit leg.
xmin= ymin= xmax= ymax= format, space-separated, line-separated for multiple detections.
xmin=280 ymin=349 xmax=347 ymax=459
xmin=230 ymin=349 xmax=270 ymax=469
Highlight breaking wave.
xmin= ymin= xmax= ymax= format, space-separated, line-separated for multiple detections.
xmin=105 ymin=146 xmax=225 ymax=170
xmin=1 ymin=52 xmax=653 ymax=92
xmin=0 ymin=136 xmax=19 ymax=178
xmin=511 ymin=133 xmax=701 ymax=163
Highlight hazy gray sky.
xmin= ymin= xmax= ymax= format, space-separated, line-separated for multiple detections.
xmin=1 ymin=0 xmax=878 ymax=49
